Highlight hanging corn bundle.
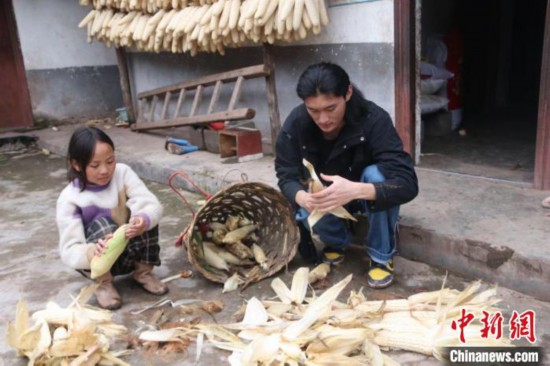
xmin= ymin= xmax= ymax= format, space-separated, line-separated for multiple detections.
xmin=141 ymin=268 xmax=513 ymax=365
xmin=78 ymin=0 xmax=330 ymax=55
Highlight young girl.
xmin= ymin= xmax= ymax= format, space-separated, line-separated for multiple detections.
xmin=56 ymin=126 xmax=168 ymax=310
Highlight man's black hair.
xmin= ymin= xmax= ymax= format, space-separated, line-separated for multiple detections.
xmin=296 ymin=62 xmax=369 ymax=122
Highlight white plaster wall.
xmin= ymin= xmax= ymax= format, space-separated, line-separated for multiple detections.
xmin=297 ymin=0 xmax=394 ymax=45
xmin=12 ymin=0 xmax=116 ymax=70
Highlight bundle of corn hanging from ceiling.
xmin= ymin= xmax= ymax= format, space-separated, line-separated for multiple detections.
xmin=140 ymin=268 xmax=513 ymax=365
xmin=81 ymin=0 xmax=219 ymax=13
xmin=7 ymin=285 xmax=129 ymax=365
xmin=78 ymin=0 xmax=330 ymax=55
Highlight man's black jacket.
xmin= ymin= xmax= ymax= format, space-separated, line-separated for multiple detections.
xmin=275 ymin=100 xmax=419 ymax=212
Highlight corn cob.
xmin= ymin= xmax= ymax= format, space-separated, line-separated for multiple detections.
xmin=226 ymin=240 xmax=254 ymax=259
xmin=202 ymin=244 xmax=230 ymax=271
xmin=223 ymin=272 xmax=244 ymax=293
xmin=224 ymin=215 xmax=241 ymax=231
xmin=90 ymin=225 xmax=129 ymax=279
xmin=251 ymin=243 xmax=269 ymax=270
xmin=306 ymin=326 xmax=369 ymax=355
xmin=209 ymin=222 xmax=227 ymax=231
xmin=308 ymin=263 xmax=330 ymax=284
xmin=222 ymin=224 xmax=258 ymax=244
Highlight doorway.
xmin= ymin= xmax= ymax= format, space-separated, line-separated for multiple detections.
xmin=0 ymin=0 xmax=32 ymax=130
xmin=417 ymin=0 xmax=546 ymax=184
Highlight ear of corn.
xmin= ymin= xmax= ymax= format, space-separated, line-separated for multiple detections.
xmin=202 ymin=245 xmax=230 ymax=271
xmin=223 ymin=272 xmax=244 ymax=293
xmin=251 ymin=243 xmax=269 ymax=270
xmin=308 ymin=263 xmax=330 ymax=284
xmin=226 ymin=241 xmax=254 ymax=260
xmin=223 ymin=224 xmax=258 ymax=244
xmin=302 ymin=159 xmax=357 ymax=230
xmin=90 ymin=225 xmax=129 ymax=279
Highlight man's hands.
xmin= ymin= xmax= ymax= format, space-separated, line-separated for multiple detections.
xmin=126 ymin=216 xmax=147 ymax=239
xmin=296 ymin=174 xmax=377 ymax=213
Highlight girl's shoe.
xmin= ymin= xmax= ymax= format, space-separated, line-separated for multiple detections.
xmin=94 ymin=272 xmax=122 ymax=310
xmin=133 ymin=262 xmax=169 ymax=295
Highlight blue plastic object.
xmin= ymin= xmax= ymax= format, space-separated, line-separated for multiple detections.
xmin=180 ymin=145 xmax=199 ymax=153
xmin=166 ymin=137 xmax=190 ymax=146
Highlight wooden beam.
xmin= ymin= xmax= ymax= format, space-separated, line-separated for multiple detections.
xmin=190 ymin=85 xmax=204 ymax=116
xmin=228 ymin=76 xmax=244 ymax=110
xmin=534 ymin=0 xmax=550 ymax=189
xmin=138 ymin=64 xmax=268 ymax=99
xmin=263 ymin=44 xmax=281 ymax=153
xmin=160 ymin=91 xmax=171 ymax=120
xmin=393 ymin=0 xmax=416 ymax=161
xmin=208 ymin=80 xmax=223 ymax=114
xmin=173 ymin=89 xmax=186 ymax=118
xmin=149 ymin=95 xmax=158 ymax=121
xmin=115 ymin=47 xmax=136 ymax=123
xmin=132 ymin=108 xmax=256 ymax=131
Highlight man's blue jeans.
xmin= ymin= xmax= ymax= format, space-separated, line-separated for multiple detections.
xmin=296 ymin=165 xmax=399 ymax=264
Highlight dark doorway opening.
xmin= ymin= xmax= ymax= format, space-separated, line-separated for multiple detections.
xmin=419 ymin=0 xmax=546 ymax=183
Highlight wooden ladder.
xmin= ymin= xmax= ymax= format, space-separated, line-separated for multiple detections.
xmin=132 ymin=64 xmax=269 ymax=132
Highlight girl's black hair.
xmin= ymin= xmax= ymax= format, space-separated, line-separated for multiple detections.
xmin=67 ymin=126 xmax=115 ymax=191
xmin=296 ymin=62 xmax=369 ymax=122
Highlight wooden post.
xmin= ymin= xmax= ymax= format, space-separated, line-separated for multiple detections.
xmin=263 ymin=43 xmax=281 ymax=154
xmin=115 ymin=47 xmax=136 ymax=123
xmin=394 ymin=0 xmax=416 ymax=161
xmin=534 ymin=0 xmax=550 ymax=190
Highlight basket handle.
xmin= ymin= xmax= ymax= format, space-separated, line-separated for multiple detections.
xmin=168 ymin=171 xmax=213 ymax=247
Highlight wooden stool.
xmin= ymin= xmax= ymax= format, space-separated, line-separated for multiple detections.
xmin=219 ymin=129 xmax=263 ymax=162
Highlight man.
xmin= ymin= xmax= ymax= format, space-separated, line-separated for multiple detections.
xmin=275 ymin=62 xmax=418 ymax=288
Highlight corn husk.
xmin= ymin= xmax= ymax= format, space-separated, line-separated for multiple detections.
xmin=147 ymin=266 xmax=513 ymax=365
xmin=7 ymin=285 xmax=129 ymax=365
xmin=302 ymin=159 xmax=357 ymax=230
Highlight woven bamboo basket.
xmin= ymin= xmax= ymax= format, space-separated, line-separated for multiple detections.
xmin=183 ymin=181 xmax=299 ymax=284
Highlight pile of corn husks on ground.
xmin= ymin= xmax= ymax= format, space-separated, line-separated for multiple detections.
xmin=7 ymin=266 xmax=512 ymax=365
xmin=139 ymin=266 xmax=512 ymax=365
xmin=7 ymin=285 xmax=130 ymax=366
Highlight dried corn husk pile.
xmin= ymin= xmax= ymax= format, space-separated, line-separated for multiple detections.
xmin=140 ymin=267 xmax=512 ymax=365
xmin=78 ymin=0 xmax=330 ymax=55
xmin=183 ymin=182 xmax=299 ymax=290
xmin=7 ymin=285 xmax=130 ymax=366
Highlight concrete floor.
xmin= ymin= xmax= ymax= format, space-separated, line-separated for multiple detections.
xmin=419 ymin=105 xmax=537 ymax=183
xmin=1 ymin=134 xmax=550 ymax=365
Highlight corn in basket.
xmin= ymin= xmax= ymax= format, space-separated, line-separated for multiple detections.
xmin=183 ymin=182 xmax=299 ymax=284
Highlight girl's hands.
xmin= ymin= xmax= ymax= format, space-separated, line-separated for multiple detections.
xmin=125 ymin=216 xmax=147 ymax=239
xmin=95 ymin=234 xmax=113 ymax=257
